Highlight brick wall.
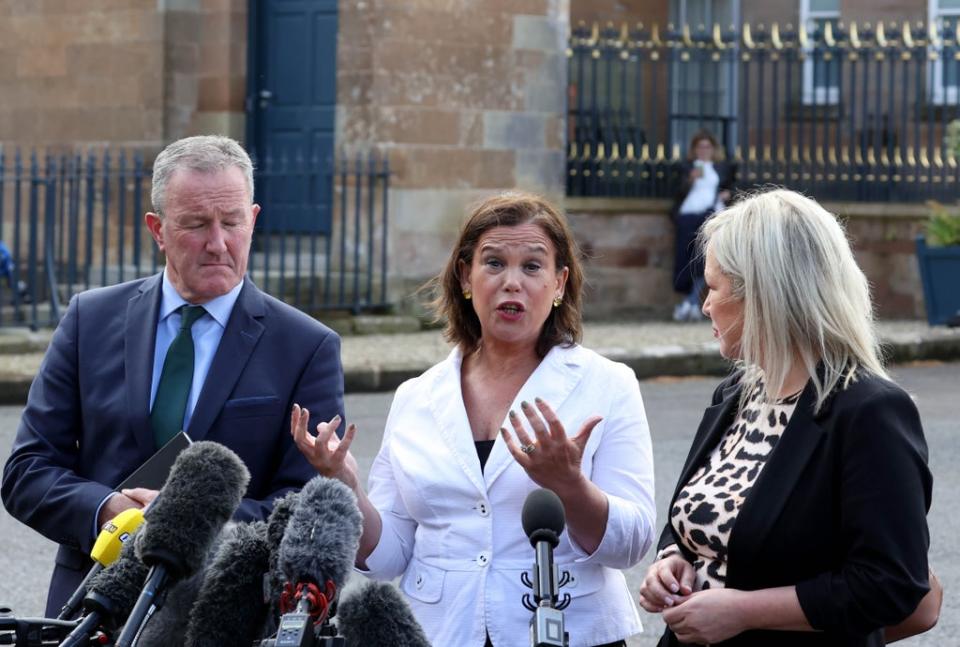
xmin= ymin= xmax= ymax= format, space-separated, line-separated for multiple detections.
xmin=564 ymin=197 xmax=928 ymax=320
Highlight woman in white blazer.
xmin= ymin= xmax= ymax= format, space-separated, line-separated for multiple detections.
xmin=292 ymin=192 xmax=657 ymax=646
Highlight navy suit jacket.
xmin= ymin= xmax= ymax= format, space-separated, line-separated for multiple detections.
xmin=1 ymin=274 xmax=344 ymax=616
xmin=656 ymin=370 xmax=932 ymax=647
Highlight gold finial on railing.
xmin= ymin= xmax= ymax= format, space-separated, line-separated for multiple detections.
xmin=589 ymin=22 xmax=599 ymax=46
xmin=829 ymin=147 xmax=839 ymax=166
xmin=920 ymin=147 xmax=930 ymax=168
xmin=791 ymin=145 xmax=800 ymax=163
xmin=928 ymin=20 xmax=941 ymax=48
xmin=671 ymin=143 xmax=682 ymax=162
xmin=933 ymin=148 xmax=944 ymax=169
xmin=866 ymin=146 xmax=877 ymax=166
xmin=771 ymin=23 xmax=783 ymax=50
xmin=713 ymin=23 xmax=726 ymax=49
xmin=798 ymin=22 xmax=809 ymax=49
xmin=824 ymin=20 xmax=836 ymax=47
xmin=626 ymin=142 xmax=636 ymax=161
xmin=748 ymin=145 xmax=758 ymax=162
xmin=848 ymin=21 xmax=861 ymax=49
xmin=876 ymin=21 xmax=887 ymax=47
xmin=651 ymin=24 xmax=663 ymax=47
xmin=610 ymin=142 xmax=620 ymax=161
xmin=639 ymin=143 xmax=650 ymax=163
xmin=946 ymin=147 xmax=957 ymax=168
xmin=654 ymin=143 xmax=665 ymax=163
xmin=568 ymin=142 xmax=578 ymax=159
xmin=743 ymin=23 xmax=756 ymax=49
xmin=893 ymin=146 xmax=903 ymax=167
xmin=596 ymin=142 xmax=606 ymax=161
xmin=619 ymin=22 xmax=629 ymax=46
xmin=906 ymin=146 xmax=917 ymax=166
xmin=682 ymin=24 xmax=694 ymax=47
xmin=902 ymin=21 xmax=915 ymax=48
xmin=581 ymin=142 xmax=591 ymax=161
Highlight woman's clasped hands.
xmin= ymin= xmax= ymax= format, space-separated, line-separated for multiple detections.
xmin=639 ymin=554 xmax=749 ymax=645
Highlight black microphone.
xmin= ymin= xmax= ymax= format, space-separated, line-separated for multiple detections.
xmin=58 ymin=528 xmax=150 ymax=647
xmin=183 ymin=521 xmax=271 ymax=647
xmin=113 ymin=441 xmax=250 ymax=647
xmin=337 ymin=581 xmax=430 ymax=647
xmin=521 ymin=488 xmax=570 ymax=647
xmin=268 ymin=476 xmax=363 ymax=647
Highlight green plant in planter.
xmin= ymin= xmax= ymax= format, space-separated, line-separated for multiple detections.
xmin=924 ymin=202 xmax=960 ymax=247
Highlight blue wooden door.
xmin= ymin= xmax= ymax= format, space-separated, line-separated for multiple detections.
xmin=248 ymin=0 xmax=338 ymax=233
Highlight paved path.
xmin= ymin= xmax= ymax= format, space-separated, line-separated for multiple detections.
xmin=1 ymin=320 xmax=955 ymax=398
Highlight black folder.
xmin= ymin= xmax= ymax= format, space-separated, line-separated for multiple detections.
xmin=115 ymin=431 xmax=192 ymax=491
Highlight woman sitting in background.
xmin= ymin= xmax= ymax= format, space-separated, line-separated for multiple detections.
xmin=641 ymin=189 xmax=935 ymax=646
xmin=294 ymin=192 xmax=657 ymax=647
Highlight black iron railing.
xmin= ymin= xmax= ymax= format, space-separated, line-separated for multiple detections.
xmin=0 ymin=147 xmax=390 ymax=329
xmin=567 ymin=20 xmax=960 ymax=201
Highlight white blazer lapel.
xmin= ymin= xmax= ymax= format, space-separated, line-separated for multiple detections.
xmin=483 ymin=345 xmax=586 ymax=488
xmin=426 ymin=349 xmax=488 ymax=495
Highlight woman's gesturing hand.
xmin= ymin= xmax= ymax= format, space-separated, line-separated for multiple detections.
xmin=500 ymin=397 xmax=602 ymax=491
xmin=638 ymin=553 xmax=696 ymax=613
xmin=290 ymin=403 xmax=360 ymax=491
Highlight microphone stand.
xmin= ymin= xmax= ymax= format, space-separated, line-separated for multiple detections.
xmin=0 ymin=609 xmax=91 ymax=647
xmin=521 ymin=528 xmax=570 ymax=647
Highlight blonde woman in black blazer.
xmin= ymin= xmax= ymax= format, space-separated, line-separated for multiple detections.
xmin=639 ymin=189 xmax=934 ymax=646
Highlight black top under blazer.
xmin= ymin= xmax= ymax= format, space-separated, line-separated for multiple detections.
xmin=657 ymin=369 xmax=933 ymax=647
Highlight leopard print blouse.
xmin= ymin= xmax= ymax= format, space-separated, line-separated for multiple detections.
xmin=666 ymin=380 xmax=801 ymax=590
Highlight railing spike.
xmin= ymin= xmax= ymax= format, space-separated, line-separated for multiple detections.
xmin=849 ymin=21 xmax=861 ymax=49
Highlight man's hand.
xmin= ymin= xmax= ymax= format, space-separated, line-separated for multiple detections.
xmin=97 ymin=488 xmax=158 ymax=530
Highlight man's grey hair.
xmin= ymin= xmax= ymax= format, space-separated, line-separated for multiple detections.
xmin=151 ymin=135 xmax=254 ymax=216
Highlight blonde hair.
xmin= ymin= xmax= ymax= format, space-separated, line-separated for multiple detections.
xmin=700 ymin=188 xmax=887 ymax=412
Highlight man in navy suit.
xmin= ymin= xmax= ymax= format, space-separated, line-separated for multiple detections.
xmin=1 ymin=135 xmax=344 ymax=616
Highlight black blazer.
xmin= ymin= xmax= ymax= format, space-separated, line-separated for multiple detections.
xmin=657 ymin=370 xmax=932 ymax=647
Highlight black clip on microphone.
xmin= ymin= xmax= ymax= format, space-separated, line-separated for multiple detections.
xmin=520 ymin=488 xmax=571 ymax=647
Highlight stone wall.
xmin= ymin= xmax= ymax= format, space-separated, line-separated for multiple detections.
xmin=0 ymin=0 xmax=244 ymax=149
xmin=337 ymin=0 xmax=571 ymax=310
xmin=564 ymin=197 xmax=928 ymax=320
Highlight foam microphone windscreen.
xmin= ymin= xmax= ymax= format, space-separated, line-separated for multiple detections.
xmin=136 ymin=441 xmax=250 ymax=578
xmin=266 ymin=491 xmax=300 ymax=612
xmin=184 ymin=521 xmax=271 ymax=647
xmin=84 ymin=526 xmax=150 ymax=624
xmin=277 ymin=476 xmax=363 ymax=591
xmin=521 ymin=488 xmax=566 ymax=547
xmin=339 ymin=581 xmax=431 ymax=647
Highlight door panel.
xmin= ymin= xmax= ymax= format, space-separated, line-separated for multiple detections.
xmin=249 ymin=0 xmax=338 ymax=233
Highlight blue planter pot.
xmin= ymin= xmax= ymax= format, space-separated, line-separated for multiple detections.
xmin=915 ymin=236 xmax=960 ymax=326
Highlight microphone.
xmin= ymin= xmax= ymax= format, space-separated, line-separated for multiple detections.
xmin=521 ymin=488 xmax=570 ymax=647
xmin=59 ymin=507 xmax=146 ymax=620
xmin=183 ymin=521 xmax=271 ymax=647
xmin=59 ymin=527 xmax=150 ymax=647
xmin=269 ymin=476 xmax=363 ymax=647
xmin=337 ymin=581 xmax=430 ymax=647
xmin=113 ymin=441 xmax=250 ymax=647
xmin=265 ymin=490 xmax=301 ymax=621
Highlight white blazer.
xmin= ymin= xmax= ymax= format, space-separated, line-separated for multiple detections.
xmin=360 ymin=344 xmax=656 ymax=646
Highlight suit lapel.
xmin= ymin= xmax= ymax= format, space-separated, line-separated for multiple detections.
xmin=729 ymin=380 xmax=826 ymax=564
xmin=186 ymin=279 xmax=265 ymax=441
xmin=125 ymin=274 xmax=163 ymax=457
xmin=427 ymin=349 xmax=487 ymax=495
xmin=668 ymin=380 xmax=741 ymax=508
xmin=483 ymin=345 xmax=584 ymax=488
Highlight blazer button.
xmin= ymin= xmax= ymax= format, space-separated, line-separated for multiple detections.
xmin=476 ymin=500 xmax=490 ymax=517
xmin=476 ymin=551 xmax=490 ymax=567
